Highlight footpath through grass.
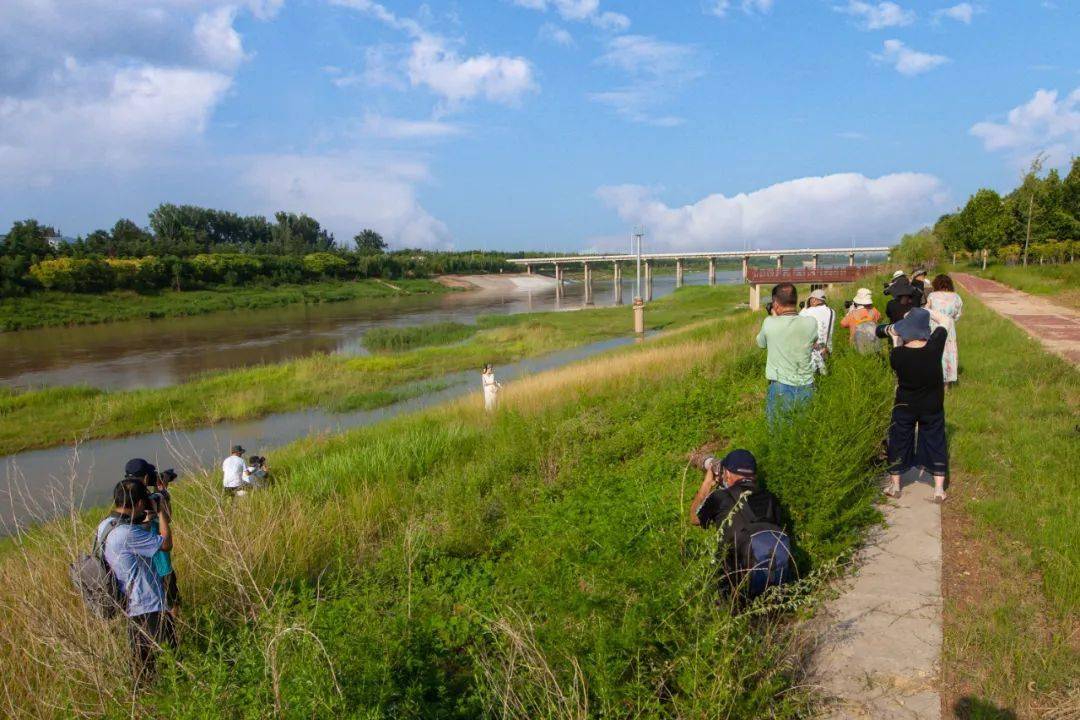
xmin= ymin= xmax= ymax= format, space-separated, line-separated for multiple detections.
xmin=940 ymin=290 xmax=1079 ymax=718
xmin=0 ymin=278 xmax=448 ymax=331
xmin=0 ymin=297 xmax=896 ymax=718
xmin=0 ymin=287 xmax=740 ymax=456
xmin=963 ymin=262 xmax=1079 ymax=310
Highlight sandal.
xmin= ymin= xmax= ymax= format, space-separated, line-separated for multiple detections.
xmin=932 ymin=493 xmax=947 ymax=504
xmin=883 ymin=485 xmax=901 ymax=499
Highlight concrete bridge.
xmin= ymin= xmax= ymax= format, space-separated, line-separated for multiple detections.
xmin=508 ymin=247 xmax=889 ymax=304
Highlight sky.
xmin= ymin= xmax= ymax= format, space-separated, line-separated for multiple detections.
xmin=1 ymin=0 xmax=1078 ymax=252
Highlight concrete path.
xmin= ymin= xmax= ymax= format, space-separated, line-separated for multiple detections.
xmin=810 ymin=473 xmax=942 ymax=719
xmin=954 ymin=272 xmax=1080 ymax=366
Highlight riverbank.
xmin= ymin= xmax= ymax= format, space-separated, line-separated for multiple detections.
xmin=0 ymin=278 xmax=451 ymax=331
xmin=962 ymin=262 xmax=1079 ymax=310
xmin=0 ymin=286 xmax=739 ymax=455
xmin=0 ymin=292 xmax=895 ymax=719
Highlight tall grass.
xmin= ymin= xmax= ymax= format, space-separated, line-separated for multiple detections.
xmin=363 ymin=322 xmax=479 ymax=352
xmin=0 ymin=300 xmax=896 ymax=718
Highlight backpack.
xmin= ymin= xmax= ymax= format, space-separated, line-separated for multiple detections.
xmin=721 ymin=486 xmax=794 ymax=599
xmin=69 ymin=518 xmax=126 ymax=619
xmin=852 ymin=320 xmax=878 ymax=354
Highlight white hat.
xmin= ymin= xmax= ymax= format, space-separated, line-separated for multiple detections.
xmin=853 ymin=288 xmax=873 ymax=305
xmin=891 ymin=270 xmax=905 ymax=280
xmin=809 ymin=289 xmax=827 ymax=301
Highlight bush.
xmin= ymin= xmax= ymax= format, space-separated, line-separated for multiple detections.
xmin=303 ymin=252 xmax=351 ymax=279
xmin=188 ymin=253 xmax=264 ymax=285
xmin=28 ymin=257 xmax=116 ymax=292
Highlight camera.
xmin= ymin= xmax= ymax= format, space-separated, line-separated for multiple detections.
xmin=160 ymin=468 xmax=178 ymax=484
xmin=764 ymin=302 xmax=774 ymax=315
xmin=844 ymin=300 xmax=854 ymax=309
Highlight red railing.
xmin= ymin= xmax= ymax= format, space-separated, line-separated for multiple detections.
xmin=746 ymin=265 xmax=880 ymax=284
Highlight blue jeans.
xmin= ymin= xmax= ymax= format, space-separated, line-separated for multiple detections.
xmin=766 ymin=381 xmax=814 ymax=424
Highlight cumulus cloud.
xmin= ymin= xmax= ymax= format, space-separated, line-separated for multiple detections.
xmin=194 ymin=6 xmax=248 ymax=70
xmin=595 ymin=172 xmax=949 ymax=251
xmin=241 ymin=153 xmax=451 ymax=248
xmin=590 ymin=35 xmax=702 ymax=125
xmin=332 ymin=0 xmax=536 ymax=111
xmin=539 ymin=23 xmax=575 ymax=46
xmin=874 ymin=39 xmax=950 ymax=76
xmin=934 ymin=3 xmax=981 ymax=24
xmin=511 ymin=0 xmax=630 ymax=31
xmin=970 ymin=87 xmax=1080 ymax=168
xmin=835 ymin=1 xmax=915 ymax=29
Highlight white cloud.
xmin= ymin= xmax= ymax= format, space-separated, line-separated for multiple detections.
xmin=194 ymin=6 xmax=247 ymax=70
xmin=241 ymin=154 xmax=450 ymax=248
xmin=590 ymin=35 xmax=702 ymax=125
xmin=707 ymin=0 xmax=775 ymax=17
xmin=596 ymin=172 xmax=950 ymax=251
xmin=360 ymin=113 xmax=463 ymax=139
xmin=970 ymin=87 xmax=1080 ymax=168
xmin=539 ymin=22 xmax=575 ymax=46
xmin=511 ymin=0 xmax=630 ymax=30
xmin=874 ymin=39 xmax=950 ymax=76
xmin=332 ymin=0 xmax=537 ymax=111
xmin=934 ymin=3 xmax=980 ymax=24
xmin=835 ymin=1 xmax=915 ymax=29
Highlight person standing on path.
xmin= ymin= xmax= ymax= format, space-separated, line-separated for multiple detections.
xmin=222 ymin=445 xmax=246 ymax=496
xmin=840 ymin=288 xmax=881 ymax=354
xmin=926 ymin=274 xmax=963 ymax=385
xmin=756 ymin=283 xmax=819 ymax=422
xmin=799 ymin=288 xmax=835 ymax=375
xmin=482 ymin=364 xmax=502 ymax=412
xmin=877 ymin=308 xmax=950 ymax=502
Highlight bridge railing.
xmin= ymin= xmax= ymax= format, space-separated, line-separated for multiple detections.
xmin=746 ymin=266 xmax=880 ymax=284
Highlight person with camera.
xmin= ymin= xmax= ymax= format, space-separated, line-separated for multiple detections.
xmin=95 ymin=478 xmax=174 ymax=684
xmin=798 ymin=288 xmax=835 ymax=375
xmin=125 ymin=458 xmax=181 ymax=611
xmin=756 ymin=283 xmax=819 ymax=422
xmin=884 ymin=280 xmax=918 ymax=323
xmin=840 ymin=287 xmax=882 ymax=354
xmin=884 ymin=269 xmax=924 ymax=309
xmin=688 ymin=449 xmax=794 ymax=600
xmin=222 ymin=445 xmax=246 ymax=496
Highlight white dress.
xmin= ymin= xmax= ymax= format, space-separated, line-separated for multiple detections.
xmin=482 ymin=371 xmax=501 ymax=411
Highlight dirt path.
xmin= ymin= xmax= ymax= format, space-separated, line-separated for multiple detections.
xmin=954 ymin=272 xmax=1080 ymax=366
xmin=810 ymin=472 xmax=942 ymax=719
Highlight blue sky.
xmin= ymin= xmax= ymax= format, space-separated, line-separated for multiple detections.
xmin=1 ymin=0 xmax=1077 ymax=251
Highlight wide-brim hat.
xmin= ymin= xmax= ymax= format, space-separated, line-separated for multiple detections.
xmin=893 ymin=307 xmax=932 ymax=341
xmin=809 ymin=289 xmax=827 ymax=301
xmin=853 ymin=288 xmax=873 ymax=305
xmin=891 ymin=270 xmax=906 ymax=280
xmin=231 ymin=445 xmax=245 ymax=454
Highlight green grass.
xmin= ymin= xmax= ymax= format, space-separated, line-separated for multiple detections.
xmin=941 ymin=290 xmax=1079 ymax=716
xmin=966 ymin=262 xmax=1080 ymax=309
xmin=0 ymin=278 xmax=449 ymax=331
xmin=0 ymin=286 xmax=744 ymax=455
xmin=0 ymin=300 xmax=896 ymax=718
xmin=363 ymin=322 xmax=479 ymax=352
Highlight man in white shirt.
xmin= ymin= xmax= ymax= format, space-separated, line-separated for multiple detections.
xmin=222 ymin=445 xmax=246 ymax=495
xmin=799 ymin=289 xmax=835 ymax=376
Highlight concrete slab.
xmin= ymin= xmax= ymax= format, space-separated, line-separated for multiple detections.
xmin=809 ymin=472 xmax=942 ymax=719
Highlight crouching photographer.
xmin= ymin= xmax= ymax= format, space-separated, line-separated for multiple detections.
xmin=688 ymin=449 xmax=794 ymax=602
xmin=125 ymin=459 xmax=181 ymax=611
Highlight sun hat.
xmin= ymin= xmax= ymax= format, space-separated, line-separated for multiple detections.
xmin=892 ymin=307 xmax=931 ymax=342
xmin=890 ymin=280 xmax=916 ymax=297
xmin=809 ymin=289 xmax=827 ymax=302
xmin=719 ymin=449 xmax=757 ymax=477
xmin=911 ymin=268 xmax=928 ymax=278
xmin=231 ymin=444 xmax=245 ymax=454
xmin=852 ymin=288 xmax=873 ymax=305
xmin=891 ymin=270 xmax=905 ymax=280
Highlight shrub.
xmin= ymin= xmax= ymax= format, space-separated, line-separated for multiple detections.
xmin=188 ymin=253 xmax=264 ymax=285
xmin=28 ymin=257 xmax=116 ymax=292
xmin=303 ymin=252 xmax=351 ymax=279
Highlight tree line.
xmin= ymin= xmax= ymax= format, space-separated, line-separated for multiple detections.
xmin=891 ymin=156 xmax=1080 ymax=268
xmin=0 ymin=204 xmax=531 ymax=296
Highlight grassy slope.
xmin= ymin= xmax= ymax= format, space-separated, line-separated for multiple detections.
xmin=0 ymin=298 xmax=896 ymax=718
xmin=0 ymin=278 xmax=447 ymax=331
xmin=968 ymin=263 xmax=1080 ymax=310
xmin=0 ymin=287 xmax=741 ymax=455
xmin=941 ymin=290 xmax=1079 ymax=718
xmin=363 ymin=322 xmax=479 ymax=352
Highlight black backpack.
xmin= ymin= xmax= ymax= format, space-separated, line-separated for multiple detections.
xmin=721 ymin=485 xmax=795 ymax=598
xmin=69 ymin=518 xmax=126 ymax=619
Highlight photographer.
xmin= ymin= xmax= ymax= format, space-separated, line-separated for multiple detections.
xmin=95 ymin=479 xmax=174 ymax=684
xmin=884 ymin=281 xmax=918 ymax=323
xmin=798 ymin=288 xmax=835 ymax=375
xmin=688 ymin=450 xmax=793 ymax=599
xmin=125 ymin=458 xmax=181 ymax=611
xmin=840 ymin=288 xmax=881 ymax=354
xmin=756 ymin=283 xmax=819 ymax=422
xmin=884 ymin=270 xmax=923 ymax=312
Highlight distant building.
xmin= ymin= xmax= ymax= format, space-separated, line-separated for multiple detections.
xmin=46 ymin=232 xmax=63 ymax=250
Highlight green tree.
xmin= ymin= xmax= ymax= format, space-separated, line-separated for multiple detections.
xmin=1 ymin=219 xmax=56 ymax=258
xmin=957 ymin=189 xmax=1014 ymax=267
xmin=353 ymin=229 xmax=387 ymax=255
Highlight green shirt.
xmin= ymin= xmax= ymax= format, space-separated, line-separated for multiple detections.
xmin=756 ymin=314 xmax=818 ymax=387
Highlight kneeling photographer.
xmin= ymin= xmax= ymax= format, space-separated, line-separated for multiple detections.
xmin=688 ymin=449 xmax=794 ymax=601
xmin=125 ymin=459 xmax=181 ymax=611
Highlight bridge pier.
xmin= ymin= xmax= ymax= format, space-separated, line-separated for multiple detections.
xmin=848 ymin=252 xmax=855 ymax=267
xmin=613 ymin=261 xmax=623 ymax=305
xmin=554 ymin=263 xmax=564 ymax=298
xmin=708 ymin=257 xmax=716 ymax=286
xmin=583 ymin=262 xmax=593 ymax=305
xmin=742 ymin=256 xmax=749 ymax=283
xmin=749 ymin=283 xmax=761 ymax=311
xmin=675 ymin=258 xmax=684 ymax=288
xmin=644 ymin=261 xmax=653 ymax=301
xmin=525 ymin=263 xmax=532 ymax=275
xmin=811 ymin=254 xmax=819 ymax=270
xmin=776 ymin=255 xmax=784 ymax=270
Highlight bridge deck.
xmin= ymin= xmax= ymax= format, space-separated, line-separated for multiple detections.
xmin=508 ymin=247 xmax=890 ymax=264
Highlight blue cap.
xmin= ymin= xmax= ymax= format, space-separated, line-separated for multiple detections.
xmin=720 ymin=449 xmax=757 ymax=477
xmin=124 ymin=458 xmax=157 ymax=480
xmin=893 ymin=307 xmax=931 ymax=342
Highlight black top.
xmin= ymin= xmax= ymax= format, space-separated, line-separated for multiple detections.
xmin=696 ymin=480 xmax=781 ymax=532
xmin=882 ymin=326 xmax=948 ymax=414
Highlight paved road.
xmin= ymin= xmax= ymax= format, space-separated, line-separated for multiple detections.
xmin=954 ymin=272 xmax=1080 ymax=366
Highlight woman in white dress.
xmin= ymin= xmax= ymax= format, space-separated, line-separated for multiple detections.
xmin=482 ymin=364 xmax=502 ymax=411
xmin=926 ymin=274 xmax=963 ymax=384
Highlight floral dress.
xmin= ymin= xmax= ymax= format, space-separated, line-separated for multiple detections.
xmin=927 ymin=291 xmax=963 ymax=383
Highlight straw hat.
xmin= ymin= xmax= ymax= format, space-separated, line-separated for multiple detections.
xmin=852 ymin=288 xmax=873 ymax=305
